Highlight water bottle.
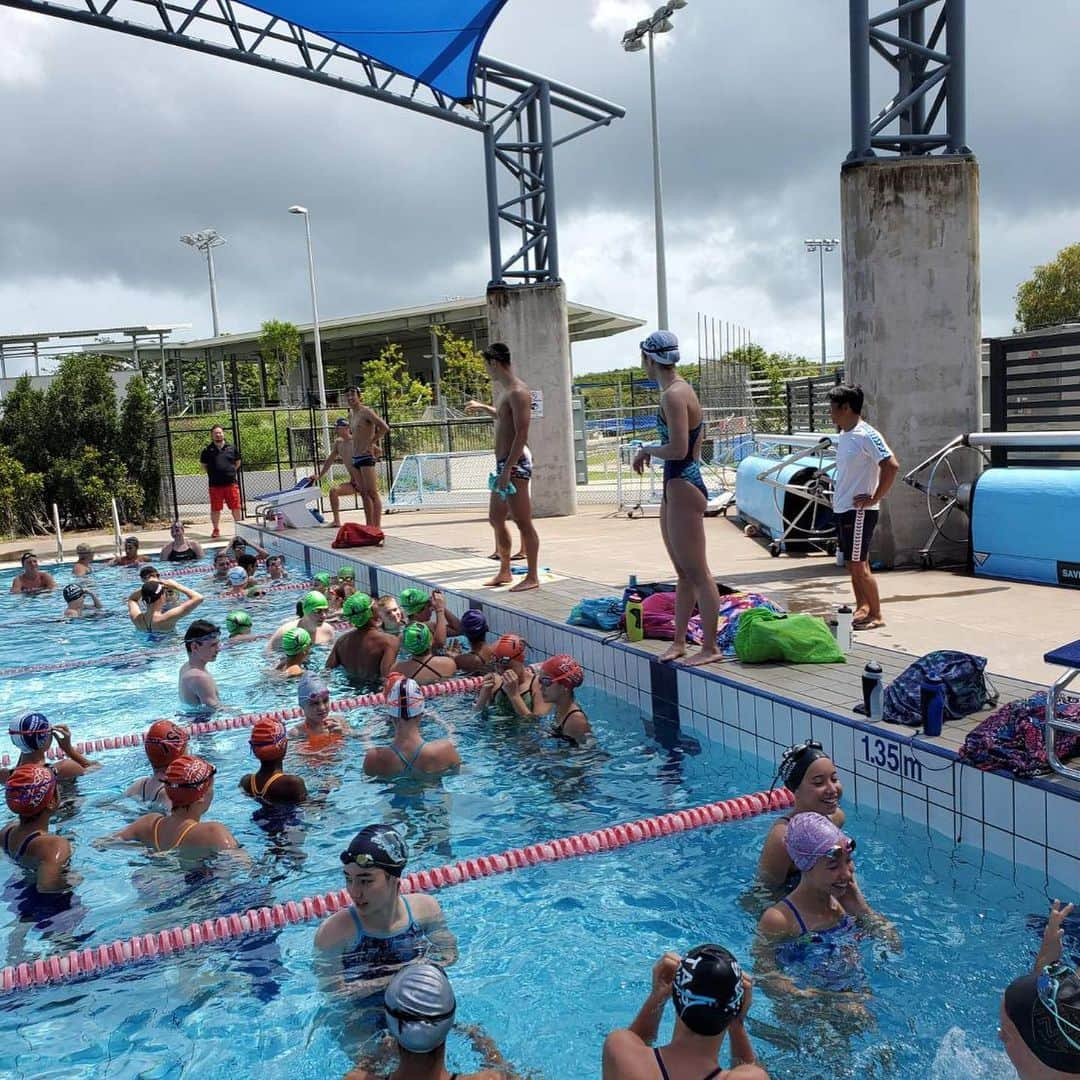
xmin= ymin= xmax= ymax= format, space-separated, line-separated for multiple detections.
xmin=625 ymin=592 xmax=644 ymax=642
xmin=862 ymin=661 xmax=883 ymax=720
xmin=835 ymin=605 xmax=853 ymax=654
xmin=629 ymin=574 xmax=638 ymax=588
xmin=920 ymin=672 xmax=946 ymax=737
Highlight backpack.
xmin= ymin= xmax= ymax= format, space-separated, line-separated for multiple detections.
xmin=567 ymin=597 xmax=624 ymax=631
xmin=331 ymin=523 xmax=385 ymax=548
xmin=642 ymin=591 xmax=678 ymax=640
xmin=882 ymin=650 xmax=997 ymax=727
xmin=733 ymin=609 xmax=845 ymax=664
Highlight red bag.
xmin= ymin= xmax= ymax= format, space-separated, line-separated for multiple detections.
xmin=331 ymin=523 xmax=385 ymax=548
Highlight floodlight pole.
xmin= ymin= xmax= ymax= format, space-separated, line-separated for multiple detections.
xmin=205 ymin=243 xmax=221 ymax=337
xmin=805 ymin=239 xmax=838 ymax=371
xmin=289 ymin=206 xmax=329 ymax=454
xmin=647 ymin=31 xmax=669 ymax=331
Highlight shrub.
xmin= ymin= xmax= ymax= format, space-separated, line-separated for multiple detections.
xmin=0 ymin=445 xmax=45 ymax=538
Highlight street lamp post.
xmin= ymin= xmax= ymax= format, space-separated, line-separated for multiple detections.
xmin=804 ymin=238 xmax=839 ymax=372
xmin=288 ymin=205 xmax=330 ymax=455
xmin=180 ymin=228 xmax=226 ymax=405
xmin=622 ymin=1 xmax=687 ymax=332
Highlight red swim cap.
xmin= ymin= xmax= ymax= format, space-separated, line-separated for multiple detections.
xmin=145 ymin=720 xmax=189 ymax=769
xmin=249 ymin=717 xmax=288 ymax=762
xmin=5 ymin=764 xmax=57 ymax=816
xmin=492 ymin=634 xmax=527 ymax=661
xmin=539 ymin=654 xmax=584 ymax=690
xmin=163 ymin=755 xmax=216 ymax=807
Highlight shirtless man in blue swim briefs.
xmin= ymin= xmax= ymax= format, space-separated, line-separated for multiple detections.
xmin=345 ymin=387 xmax=389 ymax=529
xmin=314 ymin=824 xmax=456 ymax=998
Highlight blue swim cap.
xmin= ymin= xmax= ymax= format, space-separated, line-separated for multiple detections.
xmin=640 ymin=330 xmax=680 ymax=365
xmin=9 ymin=713 xmax=52 ymax=752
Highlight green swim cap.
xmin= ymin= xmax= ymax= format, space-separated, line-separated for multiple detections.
xmin=225 ymin=610 xmax=252 ymax=635
xmin=399 ymin=587 xmax=430 ymax=616
xmin=402 ymin=622 xmax=432 ymax=657
xmin=337 ymin=565 xmax=356 ymax=581
xmin=313 ymin=572 xmax=332 ymax=590
xmin=301 ymin=590 xmax=329 ymax=616
xmin=343 ymin=592 xmax=374 ymax=628
xmin=282 ymin=626 xmax=312 ymax=657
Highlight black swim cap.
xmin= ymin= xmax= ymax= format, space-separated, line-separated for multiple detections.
xmin=62 ymin=583 xmax=85 ymax=603
xmin=777 ymin=739 xmax=828 ymax=792
xmin=1004 ymin=967 xmax=1080 ymax=1074
xmin=340 ymin=824 xmax=409 ymax=877
xmin=672 ymin=945 xmax=744 ymax=1036
xmin=141 ymin=581 xmax=165 ymax=604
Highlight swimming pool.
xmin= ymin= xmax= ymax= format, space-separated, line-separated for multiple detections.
xmin=0 ymin=554 xmax=1067 ymax=1078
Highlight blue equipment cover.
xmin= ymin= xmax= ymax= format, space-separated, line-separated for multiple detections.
xmin=244 ymin=0 xmax=509 ymax=98
xmin=970 ymin=467 xmax=1080 ymax=589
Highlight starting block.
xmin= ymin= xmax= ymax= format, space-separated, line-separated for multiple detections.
xmin=255 ymin=478 xmax=325 ymax=529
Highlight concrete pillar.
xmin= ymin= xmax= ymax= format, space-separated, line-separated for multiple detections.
xmin=841 ymin=157 xmax=981 ymax=567
xmin=486 ymin=281 xmax=576 ymax=517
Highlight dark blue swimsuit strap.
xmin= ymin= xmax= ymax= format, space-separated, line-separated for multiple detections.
xmin=349 ymin=896 xmax=417 ymax=942
xmin=653 ymin=1048 xmax=671 ymax=1080
xmin=779 ymin=895 xmax=810 ymax=935
xmin=15 ymin=831 xmax=41 ymax=859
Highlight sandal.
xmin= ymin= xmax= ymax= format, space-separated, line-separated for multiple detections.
xmin=852 ymin=617 xmax=886 ymax=631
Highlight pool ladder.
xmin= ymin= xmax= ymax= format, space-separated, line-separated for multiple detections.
xmin=1045 ymin=638 xmax=1080 ymax=783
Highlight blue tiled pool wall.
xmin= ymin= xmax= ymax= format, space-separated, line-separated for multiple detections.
xmin=243 ymin=527 xmax=1080 ymax=896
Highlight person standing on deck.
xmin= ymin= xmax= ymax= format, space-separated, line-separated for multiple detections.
xmin=470 ymin=343 xmax=539 ymax=593
xmin=345 ymin=387 xmax=390 ymax=529
xmin=632 ymin=331 xmax=721 ymax=666
xmin=200 ymin=425 xmax=242 ymax=539
xmin=827 ymin=384 xmax=899 ymax=632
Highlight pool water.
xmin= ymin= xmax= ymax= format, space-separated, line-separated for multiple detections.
xmin=0 ymin=558 xmax=1053 ymax=1078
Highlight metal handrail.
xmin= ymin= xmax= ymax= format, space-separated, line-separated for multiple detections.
xmin=1046 ymin=663 xmax=1080 ymax=783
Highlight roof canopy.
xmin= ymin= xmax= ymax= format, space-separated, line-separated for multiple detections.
xmin=246 ymin=0 xmax=510 ymax=99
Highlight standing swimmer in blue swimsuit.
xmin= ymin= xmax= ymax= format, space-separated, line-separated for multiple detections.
xmin=363 ymin=677 xmax=461 ymax=780
xmin=632 ymin=331 xmax=722 ymax=666
xmin=314 ymin=824 xmax=457 ymax=998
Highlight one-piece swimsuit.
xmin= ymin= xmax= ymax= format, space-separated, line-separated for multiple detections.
xmin=657 ymin=408 xmax=708 ymax=500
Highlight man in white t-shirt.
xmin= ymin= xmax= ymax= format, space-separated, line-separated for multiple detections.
xmin=828 ymin=384 xmax=899 ymax=631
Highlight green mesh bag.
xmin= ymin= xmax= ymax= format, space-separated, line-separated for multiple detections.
xmin=734 ymin=608 xmax=845 ymax=664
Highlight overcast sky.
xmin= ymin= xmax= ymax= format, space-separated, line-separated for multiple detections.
xmin=1 ymin=0 xmax=1078 ymax=377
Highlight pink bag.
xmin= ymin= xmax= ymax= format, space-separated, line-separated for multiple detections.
xmin=642 ymin=591 xmax=677 ymax=640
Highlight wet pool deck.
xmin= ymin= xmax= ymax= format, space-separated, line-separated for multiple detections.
xmin=265 ymin=504 xmax=1080 ymax=797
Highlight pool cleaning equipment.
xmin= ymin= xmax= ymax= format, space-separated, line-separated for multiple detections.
xmin=0 ymin=785 xmax=795 ymax=993
xmin=903 ymin=431 xmax=1080 ymax=582
xmin=734 ymin=434 xmax=838 ymax=557
xmin=254 ymin=477 xmax=324 ymax=529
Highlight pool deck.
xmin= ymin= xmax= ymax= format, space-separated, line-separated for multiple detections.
xmin=254 ymin=504 xmax=1079 ymax=799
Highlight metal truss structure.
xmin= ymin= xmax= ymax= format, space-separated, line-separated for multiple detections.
xmin=848 ymin=0 xmax=970 ymax=161
xmin=2 ymin=0 xmax=624 ymax=284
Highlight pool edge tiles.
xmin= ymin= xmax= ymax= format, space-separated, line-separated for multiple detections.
xmin=239 ymin=525 xmax=1080 ymax=896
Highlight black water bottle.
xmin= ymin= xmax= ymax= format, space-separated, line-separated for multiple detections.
xmin=920 ymin=673 xmax=945 ymax=737
xmin=862 ymin=661 xmax=884 ymax=720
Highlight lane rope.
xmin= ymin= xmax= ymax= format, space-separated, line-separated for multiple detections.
xmin=0 ymin=786 xmax=794 ymax=993
xmin=0 ymin=676 xmax=485 ymax=767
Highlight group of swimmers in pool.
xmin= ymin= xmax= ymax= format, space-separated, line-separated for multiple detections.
xmin=5 ymin=540 xmax=1079 ymax=1079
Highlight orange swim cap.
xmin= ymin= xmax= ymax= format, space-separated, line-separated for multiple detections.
xmin=249 ymin=717 xmax=288 ymax=762
xmin=539 ymin=654 xmax=584 ymax=690
xmin=492 ymin=634 xmax=527 ymax=661
xmin=145 ymin=720 xmax=190 ymax=769
xmin=163 ymin=755 xmax=216 ymax=807
xmin=5 ymin=764 xmax=57 ymax=816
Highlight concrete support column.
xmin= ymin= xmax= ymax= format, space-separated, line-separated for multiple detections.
xmin=486 ymin=281 xmax=576 ymax=518
xmin=841 ymin=157 xmax=981 ymax=567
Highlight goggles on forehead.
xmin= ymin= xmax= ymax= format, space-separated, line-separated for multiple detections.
xmin=340 ymin=850 xmax=396 ymax=870
xmin=771 ymin=739 xmax=824 ymax=789
xmin=1037 ymin=963 xmax=1080 ymax=1052
xmin=170 ymin=764 xmax=217 ymax=790
xmin=306 ymin=691 xmax=331 ymax=705
xmin=640 ymin=338 xmax=678 ymax=354
xmin=190 ymin=632 xmax=220 ymax=646
xmin=822 ymin=838 xmax=856 ymax=862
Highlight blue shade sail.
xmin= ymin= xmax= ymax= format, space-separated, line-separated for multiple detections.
xmin=245 ymin=0 xmax=511 ymax=99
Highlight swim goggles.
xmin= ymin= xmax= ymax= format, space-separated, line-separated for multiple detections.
xmin=188 ymin=631 xmax=220 ymax=646
xmin=822 ymin=837 xmax=857 ymax=862
xmin=639 ymin=338 xmax=678 ymax=354
xmin=1037 ymin=963 xmax=1080 ymax=1052
xmin=771 ymin=739 xmax=824 ymax=789
xmin=384 ymin=1001 xmax=455 ymax=1024
xmin=170 ymin=764 xmax=217 ymax=789
xmin=306 ymin=691 xmax=331 ymax=705
xmin=339 ymin=850 xmax=397 ymax=870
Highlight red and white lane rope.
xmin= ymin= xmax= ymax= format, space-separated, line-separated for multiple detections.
xmin=0 ymin=786 xmax=795 ymax=993
xmin=0 ymin=677 xmax=485 ymax=767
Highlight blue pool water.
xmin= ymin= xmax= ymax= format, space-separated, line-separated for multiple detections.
xmin=0 ymin=557 xmax=1054 ymax=1078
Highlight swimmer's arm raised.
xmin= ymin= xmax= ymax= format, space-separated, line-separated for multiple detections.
xmin=1035 ymin=900 xmax=1075 ymax=972
xmin=162 ymin=580 xmax=204 ymax=619
xmin=53 ymin=724 xmax=97 ymax=771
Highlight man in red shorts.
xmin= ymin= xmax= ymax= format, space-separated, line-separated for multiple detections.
xmin=200 ymin=424 xmax=242 ymax=538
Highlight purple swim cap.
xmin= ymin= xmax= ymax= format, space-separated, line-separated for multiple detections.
xmin=460 ymin=609 xmax=488 ymax=639
xmin=784 ymin=812 xmax=854 ymax=872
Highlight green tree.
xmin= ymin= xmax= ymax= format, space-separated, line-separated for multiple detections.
xmin=360 ymin=342 xmax=432 ymax=423
xmin=0 ymin=375 xmax=50 ymax=473
xmin=120 ymin=375 xmax=162 ymax=520
xmin=259 ymin=320 xmax=303 ymax=401
xmin=45 ymin=354 xmax=120 ymax=453
xmin=1016 ymin=243 xmax=1080 ymax=331
xmin=433 ymin=326 xmax=488 ymax=407
xmin=0 ymin=445 xmax=45 ymax=538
